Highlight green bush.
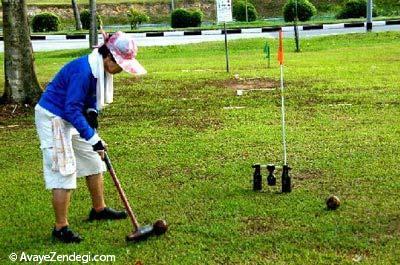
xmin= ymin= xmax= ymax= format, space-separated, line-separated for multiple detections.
xmin=190 ymin=9 xmax=203 ymax=27
xmin=127 ymin=8 xmax=150 ymax=29
xmin=283 ymin=0 xmax=317 ymax=22
xmin=233 ymin=1 xmax=258 ymax=22
xmin=171 ymin=9 xmax=191 ymax=28
xmin=171 ymin=8 xmax=203 ymax=28
xmin=337 ymin=0 xmax=378 ymax=19
xmin=80 ymin=9 xmax=103 ymax=30
xmin=31 ymin=12 xmax=60 ymax=32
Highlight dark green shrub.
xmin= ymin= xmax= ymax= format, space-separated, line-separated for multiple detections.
xmin=171 ymin=9 xmax=191 ymax=28
xmin=283 ymin=0 xmax=317 ymax=22
xmin=127 ymin=8 xmax=150 ymax=29
xmin=171 ymin=8 xmax=203 ymax=28
xmin=80 ymin=9 xmax=103 ymax=30
xmin=233 ymin=1 xmax=258 ymax=22
xmin=190 ymin=10 xmax=203 ymax=27
xmin=32 ymin=12 xmax=60 ymax=32
xmin=336 ymin=0 xmax=378 ymax=19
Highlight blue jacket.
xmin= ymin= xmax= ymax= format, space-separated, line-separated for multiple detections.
xmin=38 ymin=55 xmax=98 ymax=142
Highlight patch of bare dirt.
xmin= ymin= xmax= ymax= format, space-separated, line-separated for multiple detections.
xmin=241 ymin=216 xmax=286 ymax=236
xmin=387 ymin=215 xmax=400 ymax=236
xmin=292 ymin=169 xmax=324 ymax=181
xmin=165 ymin=113 xmax=223 ymax=132
xmin=208 ymin=76 xmax=279 ymax=91
xmin=0 ymin=103 xmax=33 ymax=126
xmin=344 ymin=249 xmax=372 ymax=263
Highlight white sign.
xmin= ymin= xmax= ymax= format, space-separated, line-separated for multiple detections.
xmin=216 ymin=0 xmax=233 ymax=23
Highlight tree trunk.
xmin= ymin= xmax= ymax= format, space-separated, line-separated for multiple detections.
xmin=71 ymin=0 xmax=82 ymax=31
xmin=89 ymin=0 xmax=98 ymax=48
xmin=1 ymin=0 xmax=42 ymax=104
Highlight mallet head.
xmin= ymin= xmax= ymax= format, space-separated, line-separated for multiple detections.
xmin=126 ymin=225 xmax=154 ymax=242
xmin=126 ymin=220 xmax=168 ymax=242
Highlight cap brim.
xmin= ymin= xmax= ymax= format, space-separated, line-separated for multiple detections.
xmin=116 ymin=57 xmax=147 ymax=75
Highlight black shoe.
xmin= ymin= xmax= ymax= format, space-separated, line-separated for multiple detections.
xmin=52 ymin=226 xmax=82 ymax=243
xmin=88 ymin=207 xmax=127 ymax=221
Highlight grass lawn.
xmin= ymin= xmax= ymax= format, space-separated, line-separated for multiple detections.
xmin=0 ymin=32 xmax=400 ymax=264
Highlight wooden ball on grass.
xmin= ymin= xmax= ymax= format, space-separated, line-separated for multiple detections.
xmin=153 ymin=219 xmax=168 ymax=235
xmin=326 ymin=195 xmax=341 ymax=210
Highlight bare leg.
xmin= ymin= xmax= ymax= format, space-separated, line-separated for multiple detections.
xmin=86 ymin=173 xmax=106 ymax=212
xmin=52 ymin=189 xmax=71 ymax=229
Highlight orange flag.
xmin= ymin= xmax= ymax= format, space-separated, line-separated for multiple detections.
xmin=278 ymin=30 xmax=284 ymax=65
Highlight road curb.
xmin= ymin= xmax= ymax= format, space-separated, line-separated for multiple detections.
xmin=1 ymin=19 xmax=398 ymax=41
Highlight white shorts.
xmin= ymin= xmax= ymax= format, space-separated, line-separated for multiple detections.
xmin=35 ymin=105 xmax=106 ymax=190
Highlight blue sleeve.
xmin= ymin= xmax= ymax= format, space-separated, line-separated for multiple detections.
xmin=89 ymin=97 xmax=97 ymax=111
xmin=88 ymin=78 xmax=98 ymax=111
xmin=64 ymin=73 xmax=95 ymax=141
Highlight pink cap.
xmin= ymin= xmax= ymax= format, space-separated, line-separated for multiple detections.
xmin=106 ymin=31 xmax=147 ymax=75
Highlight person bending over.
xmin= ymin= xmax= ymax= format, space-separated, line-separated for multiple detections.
xmin=35 ymin=31 xmax=146 ymax=243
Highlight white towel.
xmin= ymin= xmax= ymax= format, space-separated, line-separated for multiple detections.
xmin=88 ymin=49 xmax=114 ymax=110
xmin=52 ymin=117 xmax=76 ymax=176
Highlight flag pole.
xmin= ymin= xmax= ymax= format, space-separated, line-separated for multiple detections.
xmin=280 ymin=63 xmax=287 ymax=165
xmin=278 ymin=30 xmax=287 ymax=166
xmin=278 ymin=30 xmax=291 ymax=193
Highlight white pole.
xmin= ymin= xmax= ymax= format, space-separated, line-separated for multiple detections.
xmin=280 ymin=64 xmax=287 ymax=165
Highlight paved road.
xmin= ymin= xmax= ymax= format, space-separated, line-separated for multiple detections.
xmin=0 ymin=24 xmax=399 ymax=52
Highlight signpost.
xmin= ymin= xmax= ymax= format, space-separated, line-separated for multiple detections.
xmin=366 ymin=0 xmax=373 ymax=31
xmin=216 ymin=0 xmax=233 ymax=73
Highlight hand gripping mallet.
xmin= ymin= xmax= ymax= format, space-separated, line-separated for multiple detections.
xmin=103 ymin=152 xmax=168 ymax=242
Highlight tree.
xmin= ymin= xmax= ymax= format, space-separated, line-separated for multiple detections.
xmin=127 ymin=8 xmax=150 ymax=29
xmin=71 ymin=0 xmax=82 ymax=30
xmin=89 ymin=0 xmax=98 ymax=48
xmin=1 ymin=0 xmax=42 ymax=104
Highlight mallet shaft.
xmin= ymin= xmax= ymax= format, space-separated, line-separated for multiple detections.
xmin=104 ymin=152 xmax=140 ymax=231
